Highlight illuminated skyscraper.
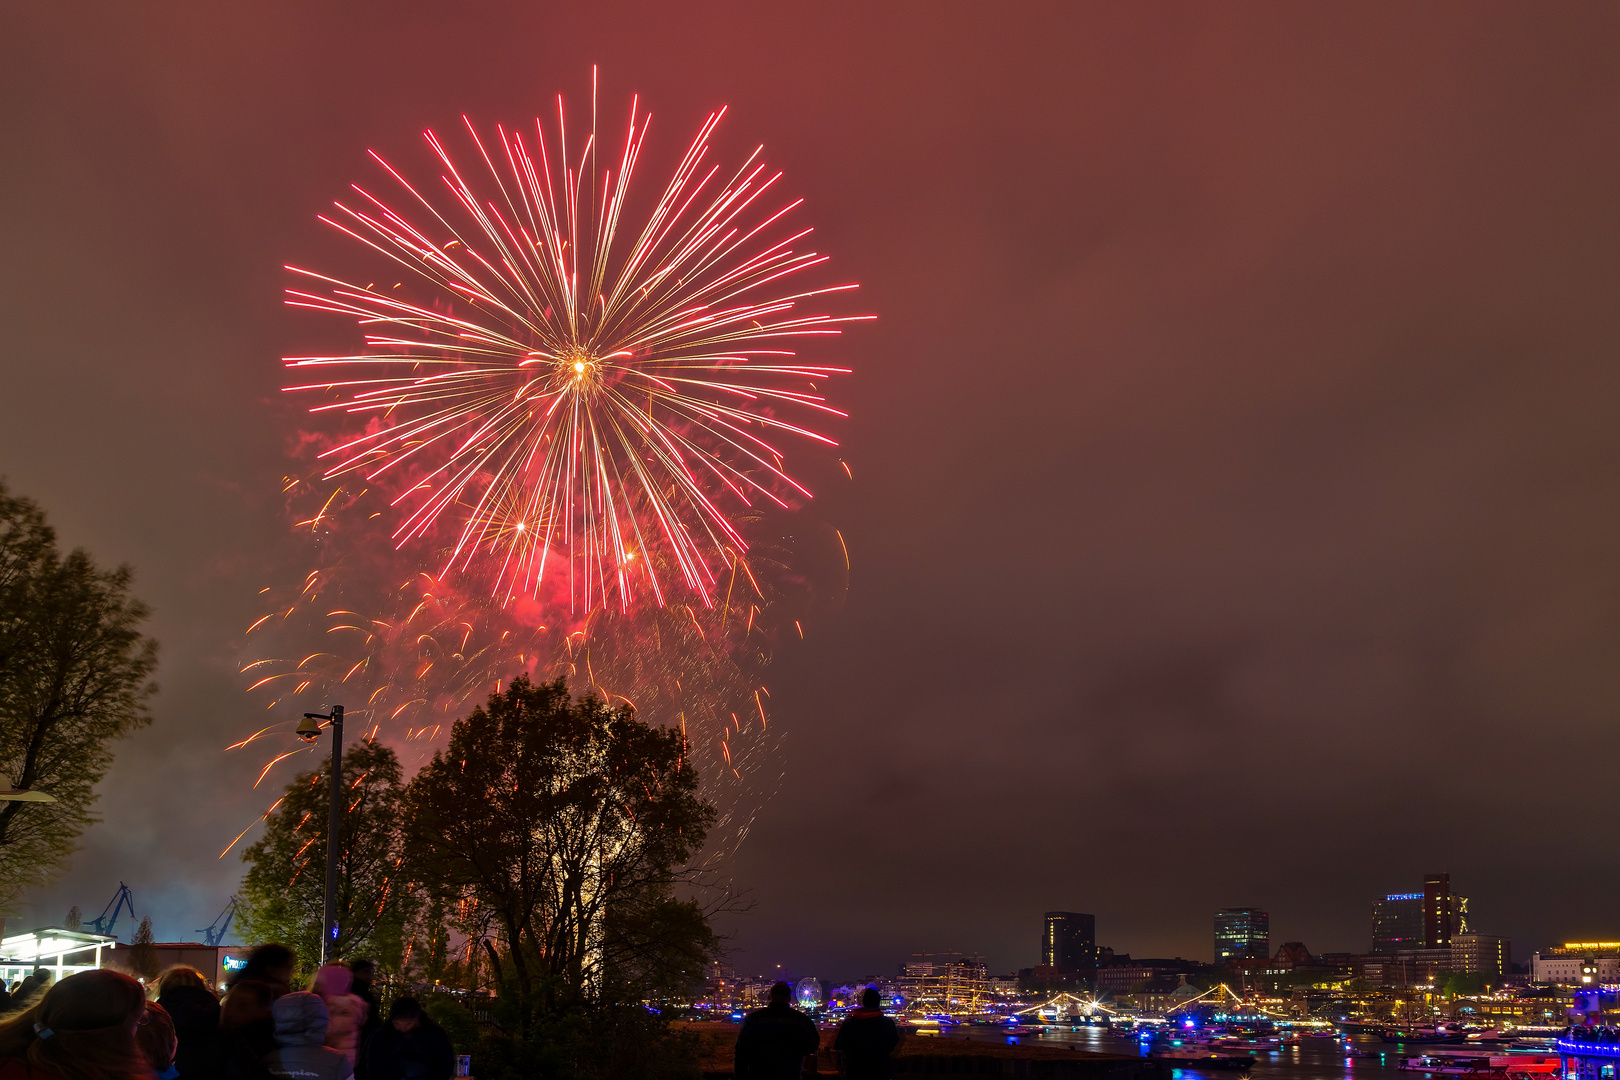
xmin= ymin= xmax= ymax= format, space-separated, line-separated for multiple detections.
xmin=1372 ymin=873 xmax=1468 ymax=954
xmin=1042 ymin=912 xmax=1096 ymax=972
xmin=1214 ymin=908 xmax=1270 ymax=963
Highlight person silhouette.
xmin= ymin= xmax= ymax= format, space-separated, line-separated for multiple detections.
xmin=734 ymin=982 xmax=819 ymax=1080
xmin=835 ymin=988 xmax=900 ymax=1079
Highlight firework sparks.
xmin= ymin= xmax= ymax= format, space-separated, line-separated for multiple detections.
xmin=284 ymin=76 xmax=867 ymax=614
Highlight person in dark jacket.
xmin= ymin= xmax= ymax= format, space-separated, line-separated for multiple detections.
xmin=347 ymin=961 xmax=382 ymax=1051
xmin=834 ymin=989 xmax=900 ymax=1079
xmin=349 ymin=960 xmax=382 ymax=1080
xmin=158 ymin=968 xmax=229 ymax=1080
xmin=361 ymin=999 xmax=454 ymax=1080
xmin=222 ymin=944 xmax=295 ymax=1061
xmin=734 ymin=982 xmax=820 ymax=1080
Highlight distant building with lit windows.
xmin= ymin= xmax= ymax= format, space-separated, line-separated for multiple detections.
xmin=1043 ymin=912 xmax=1096 ymax=972
xmin=1373 ymin=874 xmax=1468 ymax=954
xmin=1451 ymin=934 xmax=1510 ymax=980
xmin=1532 ymin=944 xmax=1620 ymax=985
xmin=1214 ymin=908 xmax=1269 ymax=964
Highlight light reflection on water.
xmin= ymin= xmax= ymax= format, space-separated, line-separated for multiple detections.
xmin=930 ymin=1029 xmax=1413 ymax=1080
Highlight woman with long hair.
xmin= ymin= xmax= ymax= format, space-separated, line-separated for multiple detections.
xmin=152 ymin=968 xmax=222 ymax=1080
xmin=0 ymin=968 xmax=151 ymax=1080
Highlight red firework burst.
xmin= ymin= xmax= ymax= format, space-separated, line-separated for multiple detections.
xmin=284 ymin=76 xmax=867 ymax=614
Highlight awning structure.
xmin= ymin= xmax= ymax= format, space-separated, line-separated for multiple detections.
xmin=0 ymin=927 xmax=116 ymax=986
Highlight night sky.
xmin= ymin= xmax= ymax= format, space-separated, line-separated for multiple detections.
xmin=6 ymin=3 xmax=1620 ymax=980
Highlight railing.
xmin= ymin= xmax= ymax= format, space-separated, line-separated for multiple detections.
xmin=1557 ymin=1040 xmax=1620 ymax=1059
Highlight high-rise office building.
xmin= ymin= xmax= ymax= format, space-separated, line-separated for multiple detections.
xmin=1214 ymin=908 xmax=1270 ymax=964
xmin=1423 ymin=874 xmax=1464 ymax=949
xmin=1042 ymin=912 xmax=1096 ymax=972
xmin=1372 ymin=873 xmax=1469 ymax=954
xmin=1372 ymin=892 xmax=1424 ymax=954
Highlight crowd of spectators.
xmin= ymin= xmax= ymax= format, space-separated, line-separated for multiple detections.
xmin=0 ymin=948 xmax=454 ymax=1080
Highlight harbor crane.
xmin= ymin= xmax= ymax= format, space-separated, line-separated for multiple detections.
xmin=195 ymin=897 xmax=239 ymax=947
xmin=87 ymin=882 xmax=136 ymax=937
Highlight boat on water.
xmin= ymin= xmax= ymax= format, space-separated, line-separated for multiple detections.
xmin=1151 ymin=1048 xmax=1257 ymax=1070
xmin=1214 ymin=1037 xmax=1283 ymax=1052
xmin=1284 ymin=1030 xmax=1345 ymax=1046
xmin=1398 ymin=1051 xmax=1560 ymax=1077
xmin=1381 ymin=1026 xmax=1470 ymax=1044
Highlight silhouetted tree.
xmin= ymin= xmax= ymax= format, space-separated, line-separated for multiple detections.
xmin=403 ymin=675 xmax=715 ymax=1036
xmin=129 ymin=915 xmax=159 ymax=981
xmin=0 ymin=482 xmax=158 ymax=914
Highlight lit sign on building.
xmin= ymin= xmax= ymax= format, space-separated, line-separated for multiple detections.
xmin=223 ymin=956 xmax=249 ymax=972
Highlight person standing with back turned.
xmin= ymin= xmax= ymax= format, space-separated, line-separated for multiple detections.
xmin=834 ymin=988 xmax=900 ymax=1079
xmin=734 ymin=982 xmax=820 ymax=1080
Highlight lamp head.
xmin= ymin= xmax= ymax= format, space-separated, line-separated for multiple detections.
xmin=295 ymin=714 xmax=324 ymax=741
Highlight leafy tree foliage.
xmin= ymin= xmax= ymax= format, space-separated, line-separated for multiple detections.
xmin=0 ymin=482 xmax=158 ymax=914
xmin=1441 ymin=971 xmax=1489 ymax=996
xmin=239 ymin=740 xmax=417 ymax=973
xmin=403 ymin=675 xmax=716 ymax=1034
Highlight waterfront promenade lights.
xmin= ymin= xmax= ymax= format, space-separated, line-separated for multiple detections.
xmin=296 ymin=705 xmax=344 ymax=964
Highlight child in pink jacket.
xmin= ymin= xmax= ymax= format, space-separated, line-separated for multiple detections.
xmin=311 ymin=964 xmax=370 ymax=1066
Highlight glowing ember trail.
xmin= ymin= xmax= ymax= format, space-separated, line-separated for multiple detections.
xmin=284 ymin=76 xmax=867 ymax=614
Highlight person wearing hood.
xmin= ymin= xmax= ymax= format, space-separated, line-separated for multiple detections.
xmin=360 ymin=999 xmax=453 ymax=1080
xmin=309 ymin=967 xmax=367 ymax=1068
xmin=264 ymin=993 xmax=351 ymax=1080
xmin=834 ymin=989 xmax=900 ymax=1079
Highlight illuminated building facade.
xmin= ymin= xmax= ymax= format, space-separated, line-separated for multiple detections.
xmin=1372 ymin=874 xmax=1468 ymax=954
xmin=1422 ymin=874 xmax=1465 ymax=949
xmin=1532 ymin=945 xmax=1620 ymax=985
xmin=1450 ymin=934 xmax=1510 ymax=979
xmin=1043 ymin=912 xmax=1096 ymax=972
xmin=0 ymin=927 xmax=116 ymax=986
xmin=1373 ymin=893 xmax=1425 ymax=954
xmin=1214 ymin=908 xmax=1270 ymax=963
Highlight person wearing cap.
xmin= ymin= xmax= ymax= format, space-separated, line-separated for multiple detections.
xmin=734 ymin=981 xmax=820 ymax=1080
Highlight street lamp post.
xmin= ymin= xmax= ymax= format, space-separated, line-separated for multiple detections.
xmin=294 ymin=705 xmax=344 ymax=964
